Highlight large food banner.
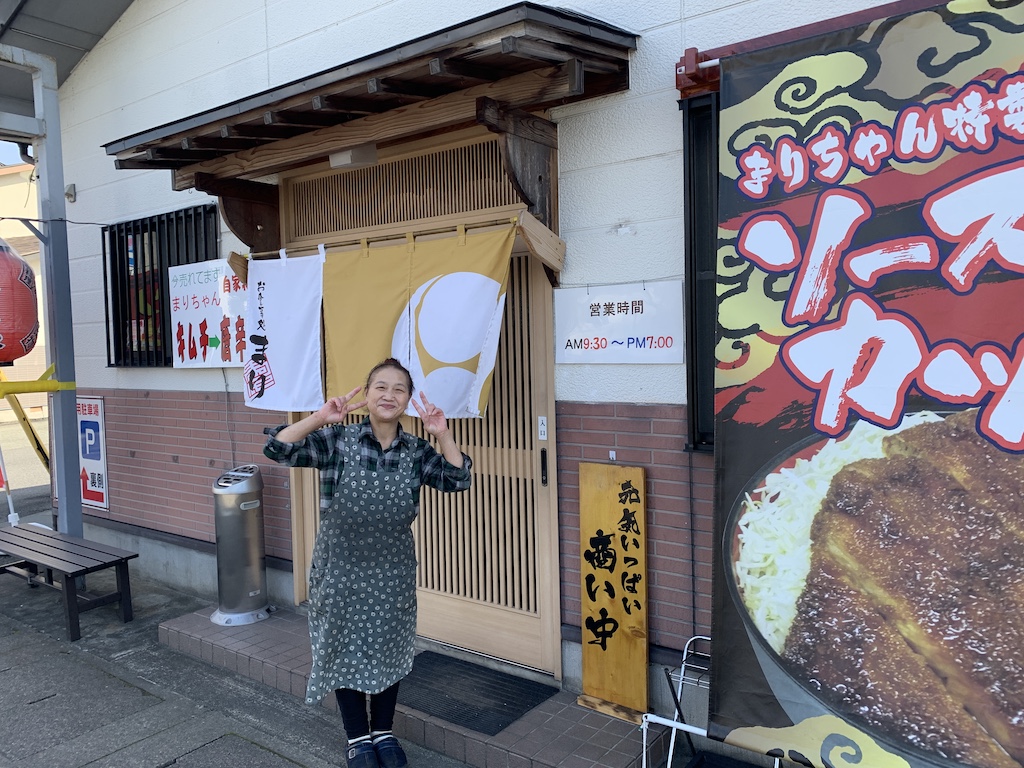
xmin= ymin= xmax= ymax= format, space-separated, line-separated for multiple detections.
xmin=711 ymin=3 xmax=1024 ymax=768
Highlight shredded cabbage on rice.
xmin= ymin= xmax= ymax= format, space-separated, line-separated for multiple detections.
xmin=735 ymin=411 xmax=943 ymax=653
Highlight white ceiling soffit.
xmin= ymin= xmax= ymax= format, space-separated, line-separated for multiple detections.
xmin=0 ymin=0 xmax=133 ymax=134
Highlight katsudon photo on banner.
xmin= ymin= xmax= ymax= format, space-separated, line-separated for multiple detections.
xmin=711 ymin=3 xmax=1024 ymax=768
xmin=322 ymin=224 xmax=515 ymax=418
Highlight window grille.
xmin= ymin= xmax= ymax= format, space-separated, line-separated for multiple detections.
xmin=102 ymin=204 xmax=219 ymax=367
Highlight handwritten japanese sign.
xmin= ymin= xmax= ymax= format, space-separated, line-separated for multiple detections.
xmin=167 ymin=259 xmax=247 ymax=368
xmin=711 ymin=4 xmax=1024 ymax=768
xmin=243 ymin=253 xmax=325 ymax=412
xmin=578 ymin=462 xmax=647 ymax=719
xmin=554 ymin=280 xmax=683 ymax=364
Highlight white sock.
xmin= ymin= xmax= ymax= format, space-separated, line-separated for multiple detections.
xmin=349 ymin=735 xmax=372 ymax=747
xmin=371 ymin=731 xmax=394 ymax=743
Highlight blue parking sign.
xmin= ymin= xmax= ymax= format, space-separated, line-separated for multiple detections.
xmin=80 ymin=420 xmax=101 ymax=460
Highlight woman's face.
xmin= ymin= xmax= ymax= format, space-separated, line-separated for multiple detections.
xmin=365 ymin=366 xmax=412 ymax=423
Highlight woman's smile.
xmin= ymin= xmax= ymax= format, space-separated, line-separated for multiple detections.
xmin=366 ymin=367 xmax=412 ymax=422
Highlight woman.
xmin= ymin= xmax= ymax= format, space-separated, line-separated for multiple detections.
xmin=264 ymin=358 xmax=472 ymax=768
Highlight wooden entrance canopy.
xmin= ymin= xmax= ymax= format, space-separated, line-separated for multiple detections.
xmin=103 ymin=3 xmax=636 ymax=251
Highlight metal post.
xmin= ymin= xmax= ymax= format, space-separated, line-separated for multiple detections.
xmin=0 ymin=43 xmax=83 ymax=536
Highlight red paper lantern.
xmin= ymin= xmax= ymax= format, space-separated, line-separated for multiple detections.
xmin=0 ymin=237 xmax=39 ymax=364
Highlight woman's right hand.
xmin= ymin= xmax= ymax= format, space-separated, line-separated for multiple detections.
xmin=316 ymin=386 xmax=367 ymax=425
xmin=272 ymin=386 xmax=368 ymax=443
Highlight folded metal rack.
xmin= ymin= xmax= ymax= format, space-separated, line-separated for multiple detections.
xmin=641 ymin=635 xmax=711 ymax=768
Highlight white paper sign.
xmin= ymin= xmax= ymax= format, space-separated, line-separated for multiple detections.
xmin=244 ymin=253 xmax=325 ymax=411
xmin=554 ymin=280 xmax=684 ymax=364
xmin=168 ymin=259 xmax=248 ymax=368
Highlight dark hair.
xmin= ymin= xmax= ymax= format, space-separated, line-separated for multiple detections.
xmin=365 ymin=357 xmax=414 ymax=393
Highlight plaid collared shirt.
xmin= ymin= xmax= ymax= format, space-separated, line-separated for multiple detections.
xmin=264 ymin=418 xmax=472 ymax=510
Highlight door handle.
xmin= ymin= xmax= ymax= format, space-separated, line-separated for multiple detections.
xmin=540 ymin=448 xmax=548 ymax=486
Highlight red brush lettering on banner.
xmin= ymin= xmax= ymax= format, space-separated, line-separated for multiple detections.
xmin=923 ymin=159 xmax=1024 ymax=292
xmin=775 ymin=137 xmax=809 ymax=192
xmin=781 ymin=293 xmax=927 ymax=434
xmin=735 ymin=70 xmax=1024 ymax=198
xmin=729 ymin=164 xmax=1024 ymax=447
xmin=849 ymin=121 xmax=893 ymax=173
xmin=738 ymin=189 xmax=873 ymax=324
xmin=778 ymin=290 xmax=1024 ymax=450
xmin=807 ymin=125 xmax=850 ymax=184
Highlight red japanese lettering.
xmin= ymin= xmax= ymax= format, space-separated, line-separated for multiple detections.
xmin=807 ymin=125 xmax=849 ymax=184
xmin=894 ymin=104 xmax=943 ymax=161
xmin=775 ymin=137 xmax=808 ymax=193
xmin=220 ymin=315 xmax=231 ymax=363
xmin=844 ymin=237 xmax=939 ymax=288
xmin=922 ymin=159 xmax=1024 ymax=292
xmin=199 ymin=318 xmax=209 ymax=362
xmin=737 ymin=145 xmax=776 ymax=199
xmin=941 ymin=84 xmax=996 ymax=152
xmin=176 ymin=322 xmax=185 ymax=362
xmin=738 ymin=188 xmax=872 ymax=325
xmin=781 ymin=293 xmax=927 ymax=435
xmin=849 ymin=122 xmax=893 ymax=173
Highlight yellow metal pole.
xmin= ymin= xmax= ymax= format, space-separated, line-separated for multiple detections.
xmin=0 ymin=367 xmax=65 ymax=472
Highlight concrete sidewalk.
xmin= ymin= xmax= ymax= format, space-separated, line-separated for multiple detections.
xmin=0 ymin=566 xmax=471 ymax=768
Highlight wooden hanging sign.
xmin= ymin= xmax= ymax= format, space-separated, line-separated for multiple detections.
xmin=578 ymin=462 xmax=648 ymax=722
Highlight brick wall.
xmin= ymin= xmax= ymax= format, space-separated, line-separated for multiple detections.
xmin=555 ymin=401 xmax=715 ymax=651
xmin=81 ymin=389 xmax=715 ymax=649
xmin=81 ymin=388 xmax=293 ymax=560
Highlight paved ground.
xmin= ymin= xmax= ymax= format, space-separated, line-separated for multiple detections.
xmin=0 ymin=565 xmax=472 ymax=768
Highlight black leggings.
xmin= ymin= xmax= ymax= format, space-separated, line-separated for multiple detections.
xmin=335 ymin=682 xmax=401 ymax=739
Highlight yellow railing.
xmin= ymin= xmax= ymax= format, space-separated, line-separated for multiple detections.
xmin=0 ymin=363 xmax=75 ymax=471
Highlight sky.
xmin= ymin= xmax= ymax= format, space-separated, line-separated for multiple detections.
xmin=0 ymin=141 xmax=27 ymax=166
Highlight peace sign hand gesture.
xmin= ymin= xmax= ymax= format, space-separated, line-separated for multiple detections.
xmin=411 ymin=391 xmax=449 ymax=437
xmin=317 ymin=386 xmax=367 ymax=425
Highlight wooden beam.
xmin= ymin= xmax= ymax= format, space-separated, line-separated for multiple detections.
xmin=476 ymin=97 xmax=558 ymax=232
xmin=194 ymin=173 xmax=278 ymax=206
xmin=173 ymin=64 xmax=582 ymax=190
xmin=222 ymin=123 xmax=308 ymax=140
xmin=517 ymin=210 xmax=564 ymax=274
xmin=501 ymin=36 xmax=621 ymax=75
xmin=429 ymin=56 xmax=510 ymax=82
xmin=264 ymin=109 xmax=349 ymax=127
xmin=145 ymin=147 xmax=224 ymax=162
xmin=476 ymin=97 xmax=557 ymax=149
xmin=116 ymin=157 xmax=192 ymax=170
xmin=219 ymin=196 xmax=280 ymax=253
xmin=366 ymin=77 xmax=455 ymax=100
xmin=183 ymin=135 xmax=267 ymax=151
xmin=312 ymin=94 xmax=393 ymax=114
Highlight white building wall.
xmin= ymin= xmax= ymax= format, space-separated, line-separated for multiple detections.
xmin=60 ymin=0 xmax=900 ymax=403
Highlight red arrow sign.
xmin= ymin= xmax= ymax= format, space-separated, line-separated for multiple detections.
xmin=80 ymin=468 xmax=104 ymax=503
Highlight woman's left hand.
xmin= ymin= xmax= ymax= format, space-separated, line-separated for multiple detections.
xmin=411 ymin=391 xmax=449 ymax=437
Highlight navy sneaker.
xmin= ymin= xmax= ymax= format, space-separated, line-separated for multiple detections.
xmin=346 ymin=741 xmax=380 ymax=768
xmin=373 ymin=735 xmax=408 ymax=768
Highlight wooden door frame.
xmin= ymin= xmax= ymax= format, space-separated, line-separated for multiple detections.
xmin=278 ymin=130 xmax=562 ymax=675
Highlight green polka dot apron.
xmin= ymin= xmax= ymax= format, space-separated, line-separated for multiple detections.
xmin=305 ymin=429 xmax=418 ymax=702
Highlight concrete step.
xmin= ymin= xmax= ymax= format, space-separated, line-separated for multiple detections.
xmin=160 ymin=605 xmax=672 ymax=768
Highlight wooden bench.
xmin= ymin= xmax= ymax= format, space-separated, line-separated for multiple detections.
xmin=0 ymin=524 xmax=139 ymax=641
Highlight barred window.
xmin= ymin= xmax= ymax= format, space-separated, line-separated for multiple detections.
xmin=102 ymin=204 xmax=219 ymax=367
